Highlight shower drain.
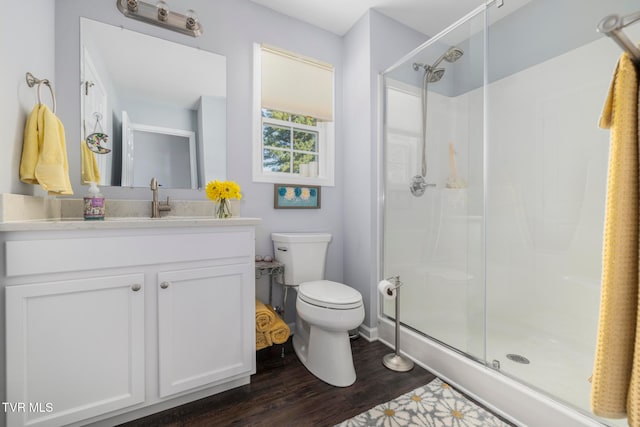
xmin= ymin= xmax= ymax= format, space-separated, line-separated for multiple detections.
xmin=506 ymin=354 xmax=530 ymax=364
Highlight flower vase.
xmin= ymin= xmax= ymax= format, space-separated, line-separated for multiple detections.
xmin=216 ymin=198 xmax=232 ymax=218
xmin=229 ymin=199 xmax=241 ymax=217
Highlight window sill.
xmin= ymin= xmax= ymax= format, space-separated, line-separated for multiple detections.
xmin=252 ymin=173 xmax=334 ymax=187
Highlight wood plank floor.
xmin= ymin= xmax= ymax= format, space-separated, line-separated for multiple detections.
xmin=119 ymin=338 xmax=437 ymax=426
xmin=119 ymin=338 xmax=517 ymax=427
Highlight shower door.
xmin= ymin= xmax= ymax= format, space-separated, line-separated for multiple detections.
xmin=483 ymin=2 xmax=637 ymax=424
xmin=382 ymin=6 xmax=486 ymax=360
xmin=382 ymin=1 xmax=637 ymax=425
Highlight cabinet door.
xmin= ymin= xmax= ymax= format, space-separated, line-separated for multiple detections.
xmin=6 ymin=274 xmax=145 ymax=427
xmin=158 ymin=264 xmax=254 ymax=397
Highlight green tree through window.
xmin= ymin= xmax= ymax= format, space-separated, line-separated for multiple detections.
xmin=262 ymin=109 xmax=319 ymax=174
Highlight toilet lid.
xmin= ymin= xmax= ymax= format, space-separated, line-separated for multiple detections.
xmin=298 ymin=280 xmax=363 ymax=310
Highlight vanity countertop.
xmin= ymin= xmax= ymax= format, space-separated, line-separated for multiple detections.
xmin=0 ymin=216 xmax=261 ymax=232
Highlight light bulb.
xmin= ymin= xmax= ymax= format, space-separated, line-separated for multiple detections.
xmin=156 ymin=0 xmax=169 ymax=21
xmin=186 ymin=9 xmax=199 ymax=31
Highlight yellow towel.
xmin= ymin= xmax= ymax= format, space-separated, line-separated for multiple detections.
xmin=591 ymin=52 xmax=640 ymax=424
xmin=268 ymin=315 xmax=290 ymax=345
xmin=20 ymin=104 xmax=73 ymax=195
xmin=255 ymin=300 xmax=290 ymax=349
xmin=256 ymin=299 xmax=276 ymax=332
xmin=20 ymin=106 xmax=40 ymax=185
xmin=81 ymin=140 xmax=101 ymax=184
xmin=256 ymin=331 xmax=273 ymax=351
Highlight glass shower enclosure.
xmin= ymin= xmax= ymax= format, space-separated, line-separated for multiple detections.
xmin=381 ymin=1 xmax=639 ymax=425
xmin=383 ymin=0 xmax=485 ymax=360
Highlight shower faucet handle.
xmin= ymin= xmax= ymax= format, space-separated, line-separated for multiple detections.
xmin=409 ymin=175 xmax=436 ymax=197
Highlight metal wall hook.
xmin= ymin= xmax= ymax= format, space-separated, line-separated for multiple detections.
xmin=26 ymin=72 xmax=57 ymax=113
xmin=25 ymin=72 xmax=40 ymax=87
xmin=84 ymin=80 xmax=95 ymax=96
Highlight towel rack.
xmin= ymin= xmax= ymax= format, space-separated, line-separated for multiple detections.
xmin=25 ymin=72 xmax=56 ymax=113
xmin=598 ymin=11 xmax=640 ymax=64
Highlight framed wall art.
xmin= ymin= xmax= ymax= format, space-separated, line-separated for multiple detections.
xmin=273 ymin=184 xmax=321 ymax=209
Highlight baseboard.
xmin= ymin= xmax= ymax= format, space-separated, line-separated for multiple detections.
xmin=358 ymin=324 xmax=378 ymax=342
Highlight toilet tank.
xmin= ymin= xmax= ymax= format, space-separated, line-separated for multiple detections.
xmin=271 ymin=233 xmax=332 ymax=286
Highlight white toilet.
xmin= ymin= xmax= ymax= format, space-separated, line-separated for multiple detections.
xmin=271 ymin=232 xmax=364 ymax=387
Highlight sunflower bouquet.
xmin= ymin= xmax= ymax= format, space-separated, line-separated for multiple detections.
xmin=205 ymin=180 xmax=242 ymax=218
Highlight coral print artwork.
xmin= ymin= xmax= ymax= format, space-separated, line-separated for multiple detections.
xmin=274 ymin=184 xmax=321 ymax=209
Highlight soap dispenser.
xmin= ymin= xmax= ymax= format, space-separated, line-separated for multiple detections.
xmin=84 ymin=182 xmax=105 ymax=220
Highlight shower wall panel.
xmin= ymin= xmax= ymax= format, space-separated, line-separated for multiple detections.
xmin=484 ymin=27 xmax=631 ymax=419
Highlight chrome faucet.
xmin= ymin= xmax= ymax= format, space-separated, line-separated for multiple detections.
xmin=150 ymin=177 xmax=171 ymax=218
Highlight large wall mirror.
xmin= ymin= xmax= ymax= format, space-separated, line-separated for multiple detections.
xmin=80 ymin=18 xmax=227 ymax=189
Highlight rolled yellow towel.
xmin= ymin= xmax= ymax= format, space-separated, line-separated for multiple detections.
xmin=256 ymin=299 xmax=276 ymax=332
xmin=256 ymin=331 xmax=273 ymax=351
xmin=269 ymin=315 xmax=290 ymax=345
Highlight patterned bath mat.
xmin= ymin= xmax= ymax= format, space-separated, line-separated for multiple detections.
xmin=335 ymin=377 xmax=511 ymax=427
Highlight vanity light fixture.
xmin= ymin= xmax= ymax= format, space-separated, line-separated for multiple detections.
xmin=156 ymin=1 xmax=169 ymax=22
xmin=116 ymin=0 xmax=203 ymax=37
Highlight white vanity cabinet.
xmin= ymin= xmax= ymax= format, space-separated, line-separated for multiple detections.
xmin=1 ymin=220 xmax=258 ymax=427
xmin=5 ymin=274 xmax=146 ymax=427
xmin=157 ymin=264 xmax=254 ymax=398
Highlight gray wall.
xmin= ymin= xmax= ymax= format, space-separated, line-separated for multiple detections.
xmin=2 ymin=0 xmax=428 ymax=330
xmin=484 ymin=0 xmax=638 ymax=89
xmin=0 ymin=0 xmax=56 ymax=195
xmin=343 ymin=12 xmax=373 ymax=327
xmin=342 ymin=10 xmax=427 ymax=328
xmin=199 ymin=96 xmax=227 ymax=185
xmin=118 ymin=96 xmax=197 ymax=133
xmin=52 ymin=0 xmax=346 ymax=309
xmin=408 ymin=0 xmax=640 ymax=98
xmin=0 ymin=1 xmax=56 ymax=423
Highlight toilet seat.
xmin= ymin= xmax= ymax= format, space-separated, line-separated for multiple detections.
xmin=298 ymin=280 xmax=363 ymax=310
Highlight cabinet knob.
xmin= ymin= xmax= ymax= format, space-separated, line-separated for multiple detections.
xmin=160 ymin=281 xmax=170 ymax=289
xmin=131 ymin=283 xmax=142 ymax=292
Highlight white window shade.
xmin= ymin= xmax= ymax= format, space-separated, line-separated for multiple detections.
xmin=261 ymin=46 xmax=334 ymax=121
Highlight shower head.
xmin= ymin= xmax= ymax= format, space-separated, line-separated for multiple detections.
xmin=413 ymin=46 xmax=463 ymax=83
xmin=431 ymin=46 xmax=464 ymax=68
xmin=445 ymin=47 xmax=464 ymax=62
xmin=412 ymin=63 xmax=445 ymax=82
xmin=426 ymin=67 xmax=445 ymax=83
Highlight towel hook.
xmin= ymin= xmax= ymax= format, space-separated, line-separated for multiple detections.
xmin=26 ymin=72 xmax=56 ymax=113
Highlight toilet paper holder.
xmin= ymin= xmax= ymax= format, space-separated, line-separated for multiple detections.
xmin=382 ymin=275 xmax=414 ymax=372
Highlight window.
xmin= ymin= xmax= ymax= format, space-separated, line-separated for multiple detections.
xmin=253 ymin=44 xmax=335 ymax=186
xmin=262 ymin=109 xmax=319 ymax=174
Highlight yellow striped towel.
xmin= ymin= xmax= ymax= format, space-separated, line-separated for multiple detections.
xmin=591 ymin=52 xmax=640 ymax=425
